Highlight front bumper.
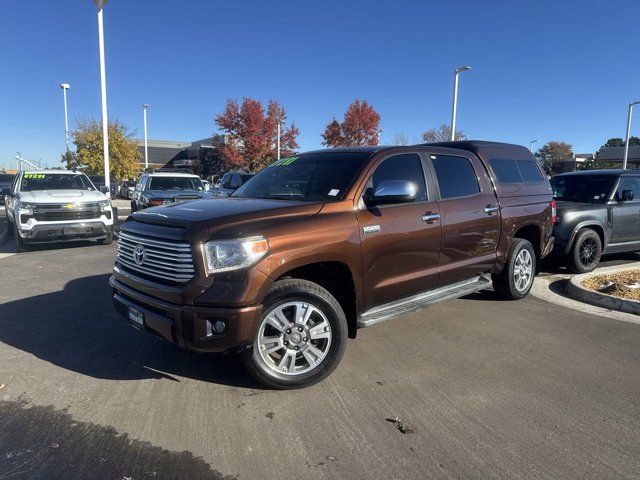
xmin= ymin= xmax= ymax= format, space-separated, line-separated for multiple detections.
xmin=18 ymin=221 xmax=111 ymax=242
xmin=110 ymin=276 xmax=262 ymax=353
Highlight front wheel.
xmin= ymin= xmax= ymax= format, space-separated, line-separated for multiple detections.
xmin=97 ymin=227 xmax=113 ymax=245
xmin=14 ymin=223 xmax=27 ymax=253
xmin=242 ymin=279 xmax=348 ymax=389
xmin=492 ymin=238 xmax=536 ymax=300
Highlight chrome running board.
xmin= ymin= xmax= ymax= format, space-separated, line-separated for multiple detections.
xmin=358 ymin=275 xmax=492 ymax=328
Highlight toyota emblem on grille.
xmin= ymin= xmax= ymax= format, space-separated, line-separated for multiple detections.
xmin=133 ymin=244 xmax=146 ymax=265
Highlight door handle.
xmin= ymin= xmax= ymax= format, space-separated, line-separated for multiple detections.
xmin=422 ymin=212 xmax=441 ymax=224
xmin=484 ymin=205 xmax=499 ymax=215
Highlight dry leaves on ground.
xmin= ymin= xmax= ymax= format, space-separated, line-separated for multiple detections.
xmin=581 ymin=269 xmax=640 ymax=300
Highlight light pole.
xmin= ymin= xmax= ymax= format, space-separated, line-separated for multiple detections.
xmin=94 ymin=0 xmax=110 ymax=195
xmin=60 ymin=83 xmax=71 ymax=151
xmin=143 ymin=104 xmax=149 ymax=170
xmin=623 ymin=101 xmax=640 ymax=170
xmin=450 ymin=66 xmax=471 ymax=141
xmin=529 ymin=139 xmax=538 ymax=153
xmin=276 ymin=121 xmax=281 ymax=160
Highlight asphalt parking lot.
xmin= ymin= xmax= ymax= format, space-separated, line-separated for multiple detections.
xmin=0 ymin=237 xmax=639 ymax=479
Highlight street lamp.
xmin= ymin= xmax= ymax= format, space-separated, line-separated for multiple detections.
xmin=450 ymin=66 xmax=471 ymax=141
xmin=94 ymin=0 xmax=110 ymax=195
xmin=143 ymin=104 xmax=149 ymax=169
xmin=623 ymin=101 xmax=640 ymax=170
xmin=60 ymin=83 xmax=71 ymax=151
xmin=276 ymin=120 xmax=281 ymax=160
xmin=529 ymin=139 xmax=538 ymax=153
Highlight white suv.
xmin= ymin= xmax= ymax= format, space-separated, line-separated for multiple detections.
xmin=4 ymin=170 xmax=114 ymax=252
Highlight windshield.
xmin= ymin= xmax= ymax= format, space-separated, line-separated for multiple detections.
xmin=20 ymin=173 xmax=95 ymax=191
xmin=550 ymin=175 xmax=615 ymax=203
xmin=148 ymin=176 xmax=203 ymax=191
xmin=0 ymin=174 xmax=14 ymax=184
xmin=232 ymin=152 xmax=371 ymax=201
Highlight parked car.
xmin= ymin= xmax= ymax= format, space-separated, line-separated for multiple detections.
xmin=213 ymin=171 xmax=255 ymax=197
xmin=0 ymin=173 xmax=14 ymax=205
xmin=4 ymin=170 xmax=114 ymax=252
xmin=88 ymin=175 xmax=118 ymax=197
xmin=119 ymin=180 xmax=136 ymax=199
xmin=130 ymin=172 xmax=212 ymax=211
xmin=550 ymin=169 xmax=640 ymax=273
xmin=110 ymin=142 xmax=554 ymax=389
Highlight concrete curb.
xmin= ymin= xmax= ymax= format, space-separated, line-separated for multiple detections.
xmin=566 ymin=265 xmax=640 ymax=315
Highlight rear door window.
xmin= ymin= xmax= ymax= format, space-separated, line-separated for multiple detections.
xmin=432 ymin=155 xmax=480 ymax=199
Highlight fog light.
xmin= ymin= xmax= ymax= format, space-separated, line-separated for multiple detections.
xmin=206 ymin=319 xmax=227 ymax=336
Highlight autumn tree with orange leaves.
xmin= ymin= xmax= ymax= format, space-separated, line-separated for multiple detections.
xmin=321 ymin=99 xmax=381 ymax=147
xmin=215 ymin=98 xmax=299 ymax=172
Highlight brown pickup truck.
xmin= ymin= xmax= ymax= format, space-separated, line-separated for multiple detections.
xmin=110 ymin=141 xmax=555 ymax=389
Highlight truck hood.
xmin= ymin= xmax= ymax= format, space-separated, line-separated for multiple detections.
xmin=128 ymin=197 xmax=324 ymax=239
xmin=18 ymin=189 xmax=108 ymax=203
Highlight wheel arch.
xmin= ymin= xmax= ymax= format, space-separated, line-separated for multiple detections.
xmin=570 ymin=222 xmax=605 ymax=251
xmin=512 ymin=224 xmax=542 ymax=273
xmin=270 ymin=260 xmax=359 ymax=339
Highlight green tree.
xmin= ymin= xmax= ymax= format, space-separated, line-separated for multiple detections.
xmin=586 ymin=137 xmax=640 ymax=170
xmin=73 ymin=118 xmax=141 ymax=180
xmin=60 ymin=150 xmax=81 ymax=170
xmin=421 ymin=124 xmax=466 ymax=143
xmin=534 ymin=141 xmax=573 ymax=175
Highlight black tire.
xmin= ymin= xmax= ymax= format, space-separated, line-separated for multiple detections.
xmin=492 ymin=238 xmax=536 ymax=300
xmin=242 ymin=279 xmax=348 ymax=389
xmin=14 ymin=223 xmax=27 ymax=253
xmin=130 ymin=201 xmax=136 ymax=212
xmin=567 ymin=228 xmax=602 ymax=274
xmin=97 ymin=227 xmax=113 ymax=245
xmin=5 ymin=210 xmax=14 ymax=237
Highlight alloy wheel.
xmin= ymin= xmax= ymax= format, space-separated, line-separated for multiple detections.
xmin=513 ymin=249 xmax=533 ymax=292
xmin=579 ymin=238 xmax=598 ymax=267
xmin=256 ymin=301 xmax=332 ymax=376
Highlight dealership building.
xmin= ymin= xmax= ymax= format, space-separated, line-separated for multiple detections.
xmin=133 ymin=135 xmax=226 ymax=178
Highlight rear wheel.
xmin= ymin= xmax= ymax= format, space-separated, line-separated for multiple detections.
xmin=492 ymin=238 xmax=536 ymax=300
xmin=243 ymin=279 xmax=348 ymax=389
xmin=567 ymin=229 xmax=602 ymax=273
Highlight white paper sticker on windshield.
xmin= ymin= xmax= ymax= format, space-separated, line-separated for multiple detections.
xmin=328 ymin=189 xmax=340 ymax=196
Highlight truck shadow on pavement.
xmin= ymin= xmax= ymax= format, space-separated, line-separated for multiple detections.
xmin=0 ymin=274 xmax=259 ymax=388
xmin=0 ymin=398 xmax=236 ymax=480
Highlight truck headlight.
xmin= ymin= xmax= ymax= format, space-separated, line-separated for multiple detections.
xmin=98 ymin=199 xmax=111 ymax=210
xmin=203 ymin=236 xmax=269 ymax=274
xmin=18 ymin=202 xmax=36 ymax=212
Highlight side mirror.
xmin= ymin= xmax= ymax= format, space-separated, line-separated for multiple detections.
xmin=620 ymin=189 xmax=635 ymax=202
xmin=364 ymin=180 xmax=417 ymax=207
xmin=99 ymin=186 xmax=109 ymax=194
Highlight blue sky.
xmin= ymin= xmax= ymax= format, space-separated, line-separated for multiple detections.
xmin=1 ymin=0 xmax=639 ymax=169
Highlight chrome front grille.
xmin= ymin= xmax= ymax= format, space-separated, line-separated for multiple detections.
xmin=116 ymin=231 xmax=195 ymax=283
